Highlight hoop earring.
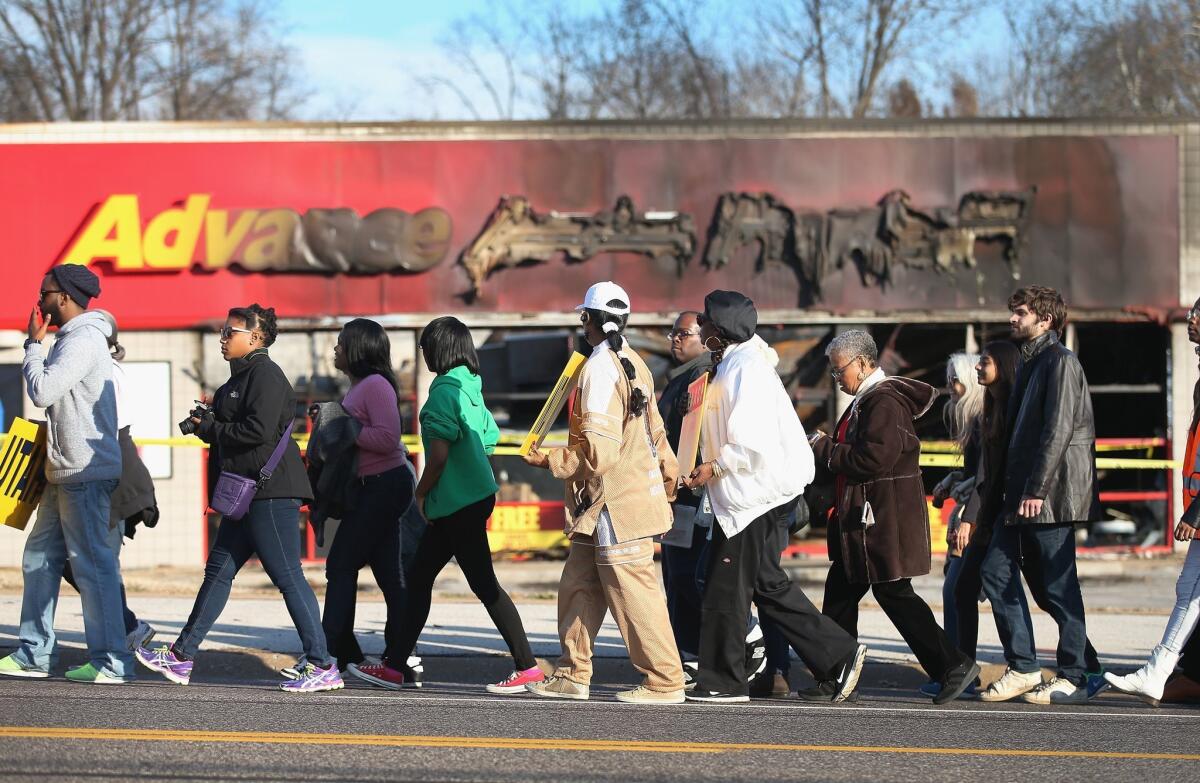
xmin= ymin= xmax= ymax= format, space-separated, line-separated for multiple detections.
xmin=703 ymin=336 xmax=723 ymax=352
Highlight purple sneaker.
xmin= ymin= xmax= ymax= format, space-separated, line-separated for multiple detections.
xmin=279 ymin=663 xmax=344 ymax=693
xmin=135 ymin=645 xmax=193 ymax=685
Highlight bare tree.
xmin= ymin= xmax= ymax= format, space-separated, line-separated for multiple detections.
xmin=0 ymin=0 xmax=306 ymax=121
xmin=886 ymin=77 xmax=922 ymax=116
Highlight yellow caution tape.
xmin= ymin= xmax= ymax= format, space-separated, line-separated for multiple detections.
xmin=0 ymin=432 xmax=1174 ymax=469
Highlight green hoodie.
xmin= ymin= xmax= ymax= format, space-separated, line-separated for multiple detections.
xmin=419 ymin=365 xmax=499 ymax=519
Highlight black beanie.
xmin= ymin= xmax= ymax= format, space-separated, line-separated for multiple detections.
xmin=50 ymin=265 xmax=101 ymax=308
xmin=703 ymin=290 xmax=757 ymax=343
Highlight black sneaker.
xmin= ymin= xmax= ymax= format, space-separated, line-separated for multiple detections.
xmin=682 ymin=661 xmax=698 ymax=692
xmin=796 ymin=680 xmax=860 ymax=702
xmin=685 ymin=689 xmax=750 ymax=703
xmin=744 ymin=624 xmax=767 ymax=682
xmin=933 ymin=659 xmax=981 ymax=705
xmin=830 ymin=644 xmax=867 ymax=703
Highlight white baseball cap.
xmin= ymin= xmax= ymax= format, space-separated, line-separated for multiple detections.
xmin=575 ymin=281 xmax=631 ymax=315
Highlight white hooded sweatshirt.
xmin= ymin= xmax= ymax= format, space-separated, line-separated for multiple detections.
xmin=700 ymin=334 xmax=815 ymax=538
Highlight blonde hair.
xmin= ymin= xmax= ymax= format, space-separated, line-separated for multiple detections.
xmin=943 ymin=352 xmax=983 ymax=452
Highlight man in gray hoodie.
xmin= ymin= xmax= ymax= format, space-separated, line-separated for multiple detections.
xmin=0 ymin=265 xmax=131 ymax=683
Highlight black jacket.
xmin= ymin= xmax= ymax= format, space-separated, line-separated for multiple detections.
xmin=656 ymin=352 xmax=712 ymax=507
xmin=197 ymin=349 xmax=312 ymax=504
xmin=1001 ymin=332 xmax=1100 ymax=526
xmin=306 ymin=401 xmax=361 ymax=545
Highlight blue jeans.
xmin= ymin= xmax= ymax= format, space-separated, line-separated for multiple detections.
xmin=175 ymin=498 xmax=331 ymax=666
xmin=980 ymin=522 xmax=1088 ymax=683
xmin=13 ymin=479 xmax=132 ymax=678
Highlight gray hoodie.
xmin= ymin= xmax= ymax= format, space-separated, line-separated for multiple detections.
xmin=23 ymin=310 xmax=122 ymax=484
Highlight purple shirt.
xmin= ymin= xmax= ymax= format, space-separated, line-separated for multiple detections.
xmin=342 ymin=374 xmax=406 ymax=477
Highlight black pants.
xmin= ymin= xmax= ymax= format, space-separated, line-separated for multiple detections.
xmin=697 ymin=500 xmax=857 ymax=695
xmin=393 ymin=495 xmax=536 ymax=670
xmin=1181 ymin=624 xmax=1200 ymax=680
xmin=662 ymin=522 xmax=709 ymax=658
xmin=823 ymin=561 xmax=965 ymax=681
xmin=953 ymin=527 xmax=1101 ymax=670
xmin=322 ymin=466 xmax=413 ymax=670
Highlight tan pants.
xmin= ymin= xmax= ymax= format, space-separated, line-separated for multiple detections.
xmin=553 ymin=534 xmax=684 ymax=692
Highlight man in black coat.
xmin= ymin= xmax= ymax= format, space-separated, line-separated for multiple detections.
xmin=657 ymin=311 xmax=712 ymax=663
xmin=978 ymin=286 xmax=1100 ymax=705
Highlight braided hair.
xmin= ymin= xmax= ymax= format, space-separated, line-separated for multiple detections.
xmin=227 ymin=304 xmax=278 ymax=347
xmin=585 ymin=303 xmax=647 ymax=417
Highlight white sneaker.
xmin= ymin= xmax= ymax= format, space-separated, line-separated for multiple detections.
xmin=125 ymin=620 xmax=155 ymax=651
xmin=1021 ymin=676 xmax=1087 ymax=705
xmin=978 ymin=667 xmax=1044 ymax=702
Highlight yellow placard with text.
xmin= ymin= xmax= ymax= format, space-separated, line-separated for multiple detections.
xmin=0 ymin=418 xmax=48 ymax=531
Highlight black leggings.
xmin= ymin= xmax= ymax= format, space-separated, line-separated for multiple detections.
xmin=392 ymin=495 xmax=536 ymax=670
xmin=322 ymin=466 xmax=413 ymax=670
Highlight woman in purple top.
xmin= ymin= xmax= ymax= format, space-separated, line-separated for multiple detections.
xmin=320 ymin=318 xmax=415 ymax=678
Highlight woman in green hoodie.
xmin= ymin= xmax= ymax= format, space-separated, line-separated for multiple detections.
xmin=384 ymin=316 xmax=543 ymax=694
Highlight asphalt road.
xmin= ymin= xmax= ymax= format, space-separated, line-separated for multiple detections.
xmin=2 ymin=655 xmax=1197 ymax=783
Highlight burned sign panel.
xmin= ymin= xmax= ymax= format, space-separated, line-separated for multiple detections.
xmin=703 ymin=188 xmax=1036 ymax=298
xmin=461 ymin=195 xmax=696 ymax=296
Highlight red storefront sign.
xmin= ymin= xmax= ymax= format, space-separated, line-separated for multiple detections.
xmin=0 ymin=131 xmax=1180 ymax=329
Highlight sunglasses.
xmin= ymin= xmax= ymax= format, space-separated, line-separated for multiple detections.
xmin=667 ymin=329 xmax=699 ymax=341
xmin=39 ymin=288 xmax=64 ymax=299
xmin=219 ymin=326 xmax=254 ymax=340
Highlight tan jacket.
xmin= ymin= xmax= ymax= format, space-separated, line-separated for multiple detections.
xmin=548 ymin=339 xmax=679 ymax=543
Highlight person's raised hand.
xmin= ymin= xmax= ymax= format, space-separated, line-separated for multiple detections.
xmin=27 ymin=307 xmax=48 ymax=342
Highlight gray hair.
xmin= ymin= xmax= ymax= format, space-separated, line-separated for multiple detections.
xmin=825 ymin=330 xmax=878 ymax=365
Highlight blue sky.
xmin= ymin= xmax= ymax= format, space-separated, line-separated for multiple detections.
xmin=277 ymin=0 xmax=599 ymax=120
xmin=277 ymin=0 xmax=1011 ymax=121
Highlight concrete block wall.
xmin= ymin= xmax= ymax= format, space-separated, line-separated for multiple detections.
xmin=0 ymin=329 xmax=206 ymax=567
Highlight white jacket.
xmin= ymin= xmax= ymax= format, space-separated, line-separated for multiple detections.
xmin=700 ymin=335 xmax=815 ymax=537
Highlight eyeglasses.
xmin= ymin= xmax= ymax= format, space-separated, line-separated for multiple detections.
xmin=39 ymin=289 xmax=63 ymax=299
xmin=1188 ymin=308 xmax=1200 ymax=322
xmin=219 ymin=326 xmax=254 ymax=340
xmin=667 ymin=329 xmax=700 ymax=341
xmin=829 ymin=355 xmax=863 ymax=379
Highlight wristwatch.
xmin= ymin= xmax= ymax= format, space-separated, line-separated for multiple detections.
xmin=23 ymin=338 xmax=41 ymax=349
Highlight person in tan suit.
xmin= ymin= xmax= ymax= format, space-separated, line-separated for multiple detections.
xmin=522 ymin=281 xmax=686 ymax=704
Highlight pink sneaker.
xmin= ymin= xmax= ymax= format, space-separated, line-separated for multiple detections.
xmin=486 ymin=666 xmax=545 ymax=695
xmin=348 ymin=661 xmax=405 ymax=690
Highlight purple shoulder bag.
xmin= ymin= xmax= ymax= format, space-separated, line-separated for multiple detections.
xmin=210 ymin=421 xmax=295 ymax=520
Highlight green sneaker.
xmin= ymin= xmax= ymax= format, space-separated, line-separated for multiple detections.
xmin=64 ymin=662 xmax=132 ymax=685
xmin=0 ymin=654 xmax=49 ymax=678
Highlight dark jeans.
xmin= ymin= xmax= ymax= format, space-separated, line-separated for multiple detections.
xmin=174 ymin=498 xmax=331 ymax=666
xmin=697 ymin=500 xmax=856 ymax=695
xmin=63 ymin=523 xmax=137 ymax=636
xmin=980 ymin=522 xmax=1089 ymax=683
xmin=662 ymin=523 xmax=709 ymax=658
xmin=393 ymin=495 xmax=535 ymax=670
xmin=954 ymin=526 xmax=1101 ymax=670
xmin=823 ymin=562 xmax=965 ymax=681
xmin=322 ymin=466 xmax=413 ymax=670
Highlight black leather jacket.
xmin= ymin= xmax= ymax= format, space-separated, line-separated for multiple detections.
xmin=1001 ymin=332 xmax=1101 ymax=526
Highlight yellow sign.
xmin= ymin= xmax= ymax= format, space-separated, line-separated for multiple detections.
xmin=519 ymin=353 xmax=586 ymax=456
xmin=0 ymin=418 xmax=48 ymax=531
xmin=486 ymin=504 xmax=568 ymax=553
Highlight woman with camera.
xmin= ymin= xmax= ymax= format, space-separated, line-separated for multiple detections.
xmin=136 ymin=304 xmax=342 ymax=693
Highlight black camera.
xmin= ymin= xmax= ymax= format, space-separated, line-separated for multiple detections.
xmin=178 ymin=401 xmax=213 ymax=436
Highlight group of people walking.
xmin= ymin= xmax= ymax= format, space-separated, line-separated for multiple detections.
xmin=2 ymin=265 xmax=1198 ymax=708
